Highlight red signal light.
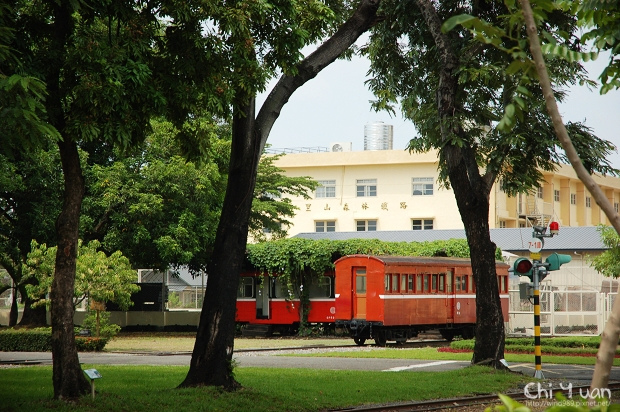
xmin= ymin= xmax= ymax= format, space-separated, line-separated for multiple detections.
xmin=549 ymin=221 xmax=559 ymax=235
xmin=515 ymin=259 xmax=533 ymax=274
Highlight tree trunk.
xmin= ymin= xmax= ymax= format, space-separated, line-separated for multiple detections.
xmin=415 ymin=0 xmax=506 ymax=368
xmin=50 ymin=139 xmax=90 ymax=399
xmin=446 ymin=147 xmax=506 ymax=367
xmin=17 ymin=288 xmax=47 ymax=327
xmin=179 ymin=98 xmax=257 ymax=389
xmin=9 ymin=287 xmax=18 ymax=326
xmin=180 ymin=0 xmax=382 ymax=389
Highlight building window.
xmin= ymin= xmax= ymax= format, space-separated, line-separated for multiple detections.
xmin=315 ymin=221 xmax=335 ymax=232
xmin=554 ymin=190 xmax=560 ymax=202
xmin=315 ymin=180 xmax=336 ymax=198
xmin=356 ymin=220 xmax=377 ymax=231
xmin=499 ymin=221 xmax=506 ymax=228
xmin=537 ymin=186 xmax=543 ymax=199
xmin=615 ymin=203 xmax=619 ymax=213
xmin=570 ymin=193 xmax=576 ymax=205
xmin=586 ymin=197 xmax=591 ymax=208
xmin=412 ymin=219 xmax=434 ymax=230
xmin=356 ymin=179 xmax=377 ymax=197
xmin=262 ymin=222 xmax=282 ymax=234
xmin=412 ymin=177 xmax=434 ymax=196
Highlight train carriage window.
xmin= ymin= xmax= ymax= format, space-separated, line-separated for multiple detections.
xmin=423 ymin=274 xmax=430 ymax=292
xmin=408 ymin=274 xmax=414 ymax=292
xmin=416 ymin=274 xmax=422 ymax=293
xmin=385 ymin=274 xmax=391 ymax=292
xmin=455 ymin=276 xmax=461 ymax=292
xmin=392 ymin=274 xmax=399 ymax=292
xmin=438 ymin=274 xmax=445 ymax=292
xmin=431 ymin=274 xmax=438 ymax=292
xmin=446 ymin=270 xmax=453 ymax=293
xmin=309 ymin=276 xmax=333 ymax=298
xmin=401 ymin=275 xmax=407 ymax=292
xmin=238 ymin=277 xmax=254 ymax=298
xmin=461 ymin=276 xmax=468 ymax=292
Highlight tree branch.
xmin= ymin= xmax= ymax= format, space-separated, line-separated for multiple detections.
xmin=256 ymin=0 xmax=381 ymax=153
xmin=519 ymin=0 xmax=620 ymax=392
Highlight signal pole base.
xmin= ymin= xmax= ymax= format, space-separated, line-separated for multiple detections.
xmin=534 ymin=370 xmax=545 ymax=379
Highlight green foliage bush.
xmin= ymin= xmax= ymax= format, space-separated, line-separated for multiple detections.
xmin=451 ymin=337 xmax=613 ymax=356
xmin=81 ymin=310 xmax=121 ymax=338
xmin=0 ymin=328 xmax=51 ymax=351
xmin=75 ymin=336 xmax=109 ymax=351
xmin=0 ymin=328 xmax=108 ymax=351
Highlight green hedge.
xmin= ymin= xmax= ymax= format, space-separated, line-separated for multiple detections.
xmin=0 ymin=328 xmax=108 ymax=352
xmin=451 ymin=337 xmax=617 ymax=356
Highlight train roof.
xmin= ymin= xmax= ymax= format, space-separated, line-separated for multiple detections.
xmin=335 ymin=254 xmax=509 ymax=268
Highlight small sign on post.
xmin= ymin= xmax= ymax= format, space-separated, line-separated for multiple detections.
xmin=84 ymin=368 xmax=102 ymax=400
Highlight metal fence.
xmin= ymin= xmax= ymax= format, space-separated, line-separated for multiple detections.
xmin=507 ymin=288 xmax=618 ymax=337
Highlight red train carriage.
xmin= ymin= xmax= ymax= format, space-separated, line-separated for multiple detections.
xmin=334 ymin=255 xmax=510 ymax=345
xmin=236 ymin=271 xmax=336 ymax=335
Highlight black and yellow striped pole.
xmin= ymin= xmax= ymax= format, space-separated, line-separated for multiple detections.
xmin=532 ymin=260 xmax=544 ymax=379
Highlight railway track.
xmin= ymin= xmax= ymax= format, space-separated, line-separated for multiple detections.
xmin=331 ymin=382 xmax=620 ymax=411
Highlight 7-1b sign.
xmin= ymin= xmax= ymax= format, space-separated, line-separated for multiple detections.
xmin=528 ymin=238 xmax=543 ymax=253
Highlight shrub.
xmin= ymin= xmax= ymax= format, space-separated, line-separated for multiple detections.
xmin=0 ymin=327 xmax=108 ymax=351
xmin=0 ymin=328 xmax=51 ymax=351
xmin=80 ymin=310 xmax=121 ymax=338
xmin=75 ymin=336 xmax=108 ymax=351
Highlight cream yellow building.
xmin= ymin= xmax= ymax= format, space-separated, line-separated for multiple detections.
xmin=272 ymin=149 xmax=620 ymax=236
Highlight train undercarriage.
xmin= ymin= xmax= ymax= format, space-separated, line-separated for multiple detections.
xmin=336 ymin=319 xmax=476 ymax=346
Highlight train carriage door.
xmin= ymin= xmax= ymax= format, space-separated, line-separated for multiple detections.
xmin=256 ymin=276 xmax=271 ymax=319
xmin=446 ymin=269 xmax=455 ymax=324
xmin=353 ymin=268 xmax=367 ymax=319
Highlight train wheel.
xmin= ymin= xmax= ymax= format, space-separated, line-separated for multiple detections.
xmin=440 ymin=329 xmax=454 ymax=342
xmin=374 ymin=333 xmax=387 ymax=347
xmin=354 ymin=337 xmax=366 ymax=346
xmin=461 ymin=327 xmax=475 ymax=340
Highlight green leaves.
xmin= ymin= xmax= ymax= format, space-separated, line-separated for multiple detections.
xmin=541 ymin=44 xmax=598 ymax=63
xmin=589 ymin=225 xmax=620 ymax=279
xmin=23 ymin=240 xmax=138 ymax=310
xmin=247 ymin=237 xmax=478 ymax=277
xmin=442 ymin=14 xmax=506 ymax=48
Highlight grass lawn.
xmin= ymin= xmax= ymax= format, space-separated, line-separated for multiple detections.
xmin=0 ymin=364 xmax=527 ymax=412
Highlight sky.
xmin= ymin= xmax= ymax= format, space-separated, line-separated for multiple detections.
xmin=260 ymin=52 xmax=620 ymax=168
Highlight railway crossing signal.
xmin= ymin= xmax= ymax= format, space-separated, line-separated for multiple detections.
xmin=512 ymin=257 xmax=533 ymax=279
xmin=513 ymin=222 xmax=565 ymax=379
xmin=546 ymin=253 xmax=572 ymax=271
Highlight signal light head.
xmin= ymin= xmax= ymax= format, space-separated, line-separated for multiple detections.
xmin=549 ymin=221 xmax=559 ymax=235
xmin=515 ymin=258 xmax=533 ymax=273
xmin=513 ymin=257 xmax=533 ymax=279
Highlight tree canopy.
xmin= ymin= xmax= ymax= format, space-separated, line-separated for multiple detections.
xmin=23 ymin=240 xmax=139 ymax=311
xmin=589 ymin=225 xmax=620 ymax=278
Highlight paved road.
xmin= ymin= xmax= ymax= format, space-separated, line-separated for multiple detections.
xmin=1 ymin=350 xmax=616 ymax=385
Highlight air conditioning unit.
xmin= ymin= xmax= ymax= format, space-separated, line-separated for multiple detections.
xmin=330 ymin=142 xmax=352 ymax=152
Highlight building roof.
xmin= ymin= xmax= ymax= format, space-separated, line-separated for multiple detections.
xmin=138 ymin=268 xmax=206 ymax=290
xmin=294 ymin=226 xmax=607 ymax=252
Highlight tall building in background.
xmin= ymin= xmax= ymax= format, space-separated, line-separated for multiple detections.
xmin=364 ymin=121 xmax=393 ymax=150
